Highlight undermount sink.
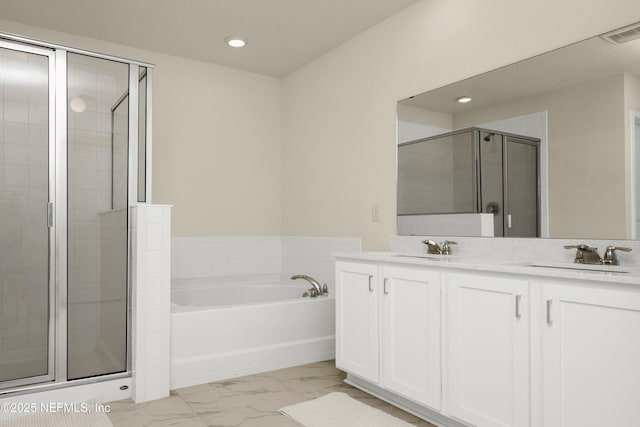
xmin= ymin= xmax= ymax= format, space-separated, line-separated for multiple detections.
xmin=391 ymin=254 xmax=443 ymax=260
xmin=524 ymin=262 xmax=630 ymax=274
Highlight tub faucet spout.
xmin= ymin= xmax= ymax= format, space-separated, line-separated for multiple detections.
xmin=291 ymin=275 xmax=327 ymax=297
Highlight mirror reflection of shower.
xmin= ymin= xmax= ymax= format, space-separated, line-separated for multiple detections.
xmin=397 ymin=127 xmax=540 ymax=238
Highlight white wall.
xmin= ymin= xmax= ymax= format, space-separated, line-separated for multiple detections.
xmin=0 ymin=18 xmax=283 ymax=238
xmin=281 ymin=0 xmax=640 ymax=250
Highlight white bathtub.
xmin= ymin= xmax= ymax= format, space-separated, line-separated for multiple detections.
xmin=172 ymin=283 xmax=309 ymax=309
xmin=170 ymin=279 xmax=335 ymax=389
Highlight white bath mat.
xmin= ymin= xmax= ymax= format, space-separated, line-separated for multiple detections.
xmin=280 ymin=392 xmax=413 ymax=427
xmin=0 ymin=401 xmax=112 ymax=427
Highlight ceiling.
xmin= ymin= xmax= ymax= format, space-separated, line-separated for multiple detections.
xmin=401 ymin=35 xmax=640 ymax=114
xmin=0 ymin=0 xmax=416 ymax=78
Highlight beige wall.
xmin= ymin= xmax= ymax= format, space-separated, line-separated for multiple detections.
xmin=454 ymin=74 xmax=627 ymax=239
xmin=0 ymin=18 xmax=283 ymax=237
xmin=281 ymin=0 xmax=640 ymax=250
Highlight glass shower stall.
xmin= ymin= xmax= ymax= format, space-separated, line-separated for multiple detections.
xmin=0 ymin=35 xmax=151 ymax=393
xmin=398 ymin=127 xmax=540 ymax=237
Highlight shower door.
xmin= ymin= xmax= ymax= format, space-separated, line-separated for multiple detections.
xmin=0 ymin=42 xmax=55 ymax=389
xmin=504 ymin=137 xmax=539 ymax=237
xmin=66 ymin=53 xmax=129 ymax=380
xmin=479 ymin=131 xmax=540 ymax=237
xmin=0 ymin=33 xmax=151 ymax=394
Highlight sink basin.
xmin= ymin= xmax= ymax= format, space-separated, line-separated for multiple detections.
xmin=391 ymin=254 xmax=443 ymax=261
xmin=525 ymin=262 xmax=630 ymax=274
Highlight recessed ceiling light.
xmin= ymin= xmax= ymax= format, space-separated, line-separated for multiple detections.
xmin=457 ymin=96 xmax=472 ymax=103
xmin=225 ymin=36 xmax=248 ymax=48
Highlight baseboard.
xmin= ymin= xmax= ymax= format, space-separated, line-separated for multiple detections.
xmin=345 ymin=374 xmax=468 ymax=427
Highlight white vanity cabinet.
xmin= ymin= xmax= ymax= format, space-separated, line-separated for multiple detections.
xmin=380 ymin=265 xmax=441 ymax=410
xmin=335 ymin=261 xmax=379 ymax=383
xmin=335 ymin=255 xmax=640 ymax=427
xmin=447 ymin=272 xmax=530 ymax=427
xmin=335 ymin=261 xmax=442 ymax=409
xmin=542 ymin=282 xmax=640 ymax=427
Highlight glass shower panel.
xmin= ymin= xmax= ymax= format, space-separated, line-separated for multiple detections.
xmin=67 ymin=53 xmax=128 ymax=380
xmin=480 ymin=132 xmax=504 ymax=237
xmin=450 ymin=131 xmax=476 ymax=213
xmin=397 ymin=130 xmax=475 ymax=215
xmin=505 ymin=138 xmax=539 ymax=237
xmin=0 ymin=47 xmax=51 ymax=385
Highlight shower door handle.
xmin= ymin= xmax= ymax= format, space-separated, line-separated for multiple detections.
xmin=507 ymin=214 xmax=512 ymax=229
xmin=47 ymin=202 xmax=54 ymax=228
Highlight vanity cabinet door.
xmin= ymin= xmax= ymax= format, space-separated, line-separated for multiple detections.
xmin=542 ymin=283 xmax=640 ymax=427
xmin=335 ymin=261 xmax=379 ymax=383
xmin=380 ymin=265 xmax=441 ymax=410
xmin=448 ymin=273 xmax=530 ymax=427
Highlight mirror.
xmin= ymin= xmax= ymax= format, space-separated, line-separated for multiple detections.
xmin=397 ymin=26 xmax=640 ymax=239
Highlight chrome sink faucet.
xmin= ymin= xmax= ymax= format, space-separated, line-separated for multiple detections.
xmin=291 ymin=274 xmax=328 ymax=297
xmin=423 ymin=239 xmax=457 ymax=255
xmin=602 ymin=245 xmax=632 ymax=265
xmin=564 ymin=244 xmax=631 ymax=265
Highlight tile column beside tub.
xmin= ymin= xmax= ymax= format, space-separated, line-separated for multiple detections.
xmin=131 ymin=204 xmax=172 ymax=403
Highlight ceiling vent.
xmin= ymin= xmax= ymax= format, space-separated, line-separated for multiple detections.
xmin=600 ymin=22 xmax=640 ymax=45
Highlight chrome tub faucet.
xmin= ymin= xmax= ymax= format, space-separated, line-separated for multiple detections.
xmin=291 ymin=274 xmax=329 ymax=297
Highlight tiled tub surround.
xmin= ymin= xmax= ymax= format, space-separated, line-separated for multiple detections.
xmin=131 ymin=205 xmax=172 ymax=403
xmin=171 ymin=237 xmax=282 ymax=281
xmin=171 ymin=236 xmax=361 ymax=293
xmin=169 ymin=236 xmax=360 ymax=390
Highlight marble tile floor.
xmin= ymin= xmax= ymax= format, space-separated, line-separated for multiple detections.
xmin=107 ymin=360 xmax=436 ymax=427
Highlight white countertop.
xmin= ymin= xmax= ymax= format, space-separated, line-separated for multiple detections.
xmin=334 ymin=252 xmax=640 ymax=285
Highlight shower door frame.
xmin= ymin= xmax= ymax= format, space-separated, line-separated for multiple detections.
xmin=501 ymin=135 xmax=541 ymax=238
xmin=475 ymin=128 xmax=541 ymax=237
xmin=0 ymin=39 xmax=57 ymax=391
xmin=0 ymin=32 xmax=154 ymax=396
